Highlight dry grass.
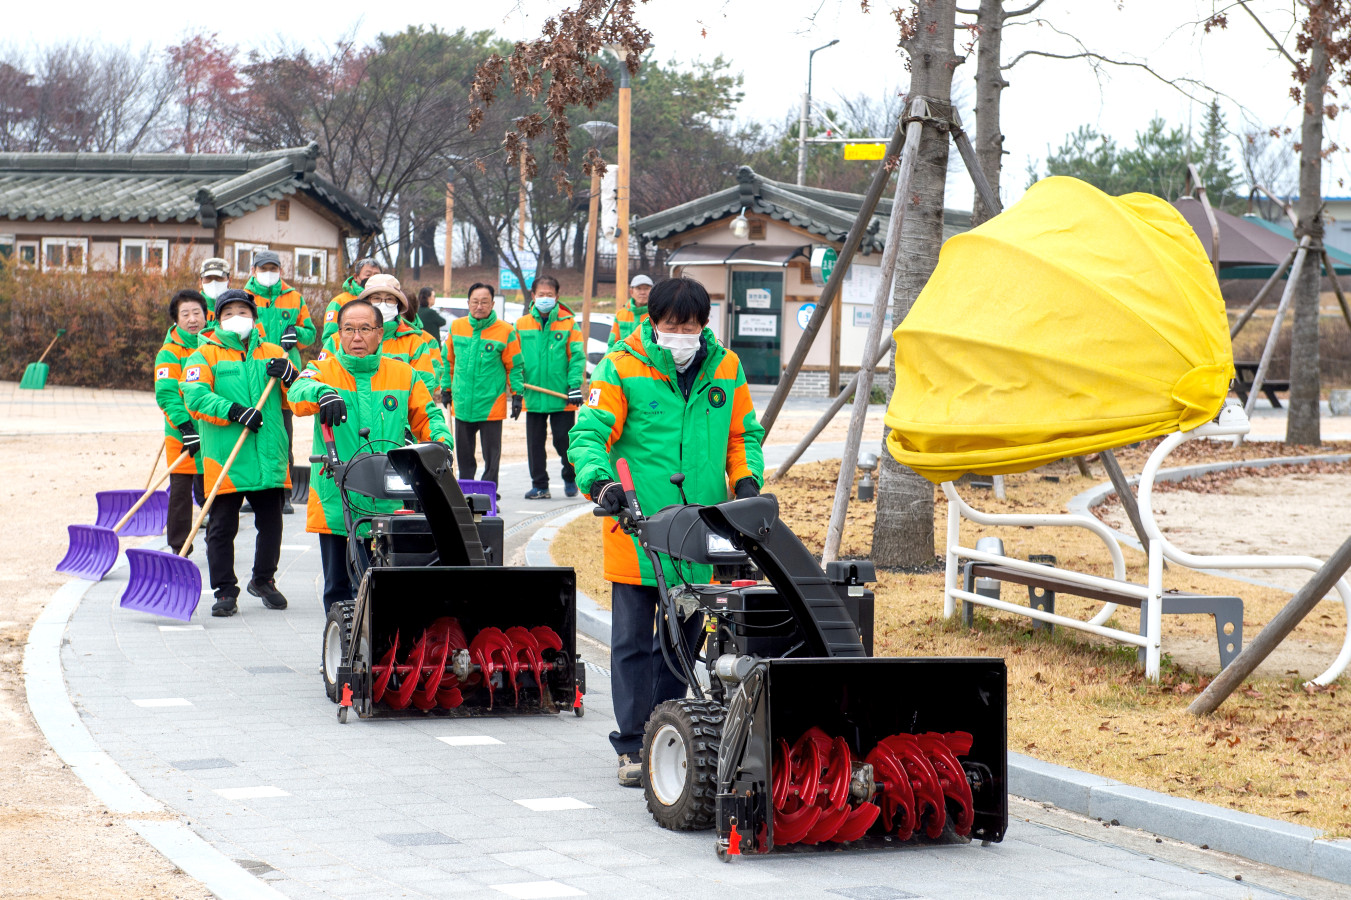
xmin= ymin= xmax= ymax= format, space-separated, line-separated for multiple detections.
xmin=550 ymin=439 xmax=1351 ymax=834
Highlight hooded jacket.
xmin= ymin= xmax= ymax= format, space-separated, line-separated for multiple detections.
xmin=154 ymin=325 xmax=205 ymax=475
xmin=401 ymin=313 xmax=444 ymax=395
xmin=322 ymin=316 xmax=435 ymax=391
xmin=320 ymin=275 xmax=365 ymax=342
xmin=288 ymin=347 xmax=452 ymax=536
xmin=568 ymin=319 xmax=765 ymax=586
xmin=607 ymin=297 xmax=649 ymax=351
xmin=244 ymin=277 xmax=314 ymax=368
xmin=441 ymin=310 xmax=519 ymax=422
xmin=180 ymin=327 xmax=291 ymax=495
xmin=511 ymin=302 xmax=584 ymax=413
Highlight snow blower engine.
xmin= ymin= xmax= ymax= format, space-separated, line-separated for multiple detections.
xmin=315 ymin=427 xmax=582 ymax=723
xmin=605 ymin=460 xmax=1007 ymax=858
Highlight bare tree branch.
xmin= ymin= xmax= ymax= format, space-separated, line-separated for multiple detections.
xmin=1236 ymin=0 xmax=1300 ymax=67
xmin=1004 ymin=0 xmax=1047 ymax=18
xmin=1001 ymin=48 xmax=1220 ymax=103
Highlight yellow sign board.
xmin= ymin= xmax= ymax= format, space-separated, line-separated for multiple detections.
xmin=843 ymin=143 xmax=886 ymax=161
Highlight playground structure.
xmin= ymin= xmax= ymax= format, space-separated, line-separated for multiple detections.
xmin=885 ymin=176 xmax=1351 ymax=686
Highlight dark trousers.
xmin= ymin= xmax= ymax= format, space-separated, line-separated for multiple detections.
xmin=282 ymin=408 xmax=295 ymax=468
xmin=318 ymin=532 xmax=362 ymax=614
xmin=166 ymin=473 xmax=205 ymax=554
xmin=608 ymin=581 xmax=704 ymax=756
xmin=526 ymin=410 xmax=576 ymax=490
xmin=454 ymin=418 xmax=503 ymax=486
xmin=205 ymin=488 xmax=284 ymax=599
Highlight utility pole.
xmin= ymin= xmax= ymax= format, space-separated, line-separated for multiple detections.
xmin=615 ymin=52 xmax=633 ymax=304
xmin=442 ymin=168 xmax=455 ymax=297
xmin=797 ymin=39 xmax=839 ymax=186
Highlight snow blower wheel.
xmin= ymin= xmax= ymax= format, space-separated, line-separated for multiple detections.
xmin=643 ymin=698 xmax=724 ymax=831
xmin=322 ymin=602 xmax=355 ymax=702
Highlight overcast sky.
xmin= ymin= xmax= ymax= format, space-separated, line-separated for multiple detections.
xmin=16 ymin=0 xmax=1343 ymax=210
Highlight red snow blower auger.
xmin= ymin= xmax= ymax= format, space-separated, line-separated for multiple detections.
xmin=57 ymin=450 xmax=188 ymax=581
xmin=312 ymin=429 xmax=581 ymax=722
xmin=120 ymin=378 xmax=278 ymax=621
xmin=597 ymin=460 xmax=1006 ymax=858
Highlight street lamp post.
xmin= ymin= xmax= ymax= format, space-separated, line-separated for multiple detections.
xmin=614 ymin=52 xmax=633 ymax=310
xmin=579 ymin=119 xmax=618 ymax=382
xmin=796 ymin=39 xmax=839 ymax=186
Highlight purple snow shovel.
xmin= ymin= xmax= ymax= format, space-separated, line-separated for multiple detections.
xmin=122 ymin=378 xmax=278 ymax=621
xmin=92 ymin=444 xmax=176 ymax=535
xmin=56 ymin=450 xmax=190 ymax=581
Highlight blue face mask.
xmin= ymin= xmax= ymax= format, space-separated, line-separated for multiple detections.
xmin=534 ymin=296 xmax=557 ymax=313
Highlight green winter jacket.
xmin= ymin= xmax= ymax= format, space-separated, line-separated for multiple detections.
xmin=288 ymin=347 xmax=452 ymax=536
xmin=154 ymin=325 xmax=205 ymax=475
xmin=510 ymin=303 xmax=584 ymax=413
xmin=245 ymin=276 xmax=315 ymax=367
xmin=440 ymin=311 xmax=519 ymax=422
xmin=568 ymin=319 xmax=765 ymax=586
xmin=180 ymin=327 xmax=290 ymax=495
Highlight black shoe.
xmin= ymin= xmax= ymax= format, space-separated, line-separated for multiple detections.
xmin=282 ymin=498 xmax=294 ymax=515
xmin=524 ymin=487 xmax=551 ymax=500
xmin=247 ymin=578 xmax=288 ymax=610
xmin=211 ymin=594 xmax=238 ymax=617
xmin=564 ymin=481 xmax=578 ymax=498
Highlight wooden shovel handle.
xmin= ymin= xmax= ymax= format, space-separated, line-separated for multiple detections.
xmin=36 ymin=329 xmax=65 ymax=364
xmin=179 ymin=377 xmax=279 ymax=557
xmin=111 ymin=450 xmax=190 ymax=534
xmin=522 ymin=382 xmax=569 ymax=400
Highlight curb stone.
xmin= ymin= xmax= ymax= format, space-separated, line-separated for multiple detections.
xmin=530 ymin=492 xmax=1351 ymax=887
xmin=25 ymin=546 xmax=290 ymax=900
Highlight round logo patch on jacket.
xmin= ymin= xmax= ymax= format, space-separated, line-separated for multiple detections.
xmin=382 ymin=395 xmax=399 ymax=412
xmin=708 ymin=386 xmax=726 ymax=408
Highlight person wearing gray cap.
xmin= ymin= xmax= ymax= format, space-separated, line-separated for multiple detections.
xmin=244 ymin=250 xmax=314 ymax=515
xmin=199 ymin=257 xmax=232 ymax=317
xmin=322 ymin=256 xmax=384 ymax=342
xmin=607 ymin=273 xmax=653 ymax=352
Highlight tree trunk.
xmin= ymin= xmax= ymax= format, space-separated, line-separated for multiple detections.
xmin=414 ymin=217 xmax=440 ymax=268
xmin=971 ymin=0 xmax=1007 ymax=226
xmin=475 ymin=223 xmax=499 ymax=271
xmin=395 ymin=194 xmax=413 ymax=273
xmin=872 ymin=0 xmax=961 ymax=569
xmin=572 ymin=221 xmax=586 ymax=271
xmin=1289 ymin=13 xmax=1329 ymax=446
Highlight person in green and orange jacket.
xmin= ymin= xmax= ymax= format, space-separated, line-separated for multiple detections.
xmin=244 ymin=250 xmax=314 ymax=515
xmin=568 ymin=276 xmax=764 ymax=786
xmin=180 ymin=290 xmax=297 ymax=618
xmin=606 ymin=273 xmax=652 ymax=351
xmin=510 ymin=274 xmax=584 ymax=500
xmin=442 ymin=282 xmax=518 ymax=487
xmin=320 ymin=274 xmax=436 ymax=394
xmin=198 ymin=257 xmax=231 ymax=319
xmin=320 ymin=257 xmax=382 ymax=342
xmin=399 ymin=287 xmax=444 ymax=397
xmin=155 ymin=290 xmax=208 ymax=555
xmin=288 ymin=298 xmax=451 ymax=611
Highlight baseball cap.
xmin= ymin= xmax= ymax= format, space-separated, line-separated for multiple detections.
xmin=200 ymin=257 xmax=230 ymax=279
xmin=630 ymin=274 xmax=654 ymax=287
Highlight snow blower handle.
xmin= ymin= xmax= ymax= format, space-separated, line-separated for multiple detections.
xmin=616 ymin=457 xmax=643 ymax=519
xmin=176 ymin=377 xmax=279 ymax=558
xmin=110 ymin=450 xmax=190 ymax=534
xmin=320 ymin=422 xmax=341 ymax=472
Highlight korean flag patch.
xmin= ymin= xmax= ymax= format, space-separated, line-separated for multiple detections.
xmin=184 ymin=367 xmax=202 ymax=382
xmin=155 ymin=366 xmax=170 ymax=380
xmin=587 ymin=387 xmax=602 ymax=407
xmin=325 ymin=310 xmax=336 ymax=322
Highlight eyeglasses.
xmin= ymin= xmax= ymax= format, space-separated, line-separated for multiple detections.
xmin=340 ymin=326 xmax=382 ymax=336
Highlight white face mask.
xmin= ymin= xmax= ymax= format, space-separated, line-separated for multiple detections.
xmin=655 ymin=328 xmax=701 ymax=369
xmin=254 ymin=271 xmax=281 ymax=288
xmin=374 ymin=302 xmax=399 ymax=323
xmin=534 ymin=296 xmax=557 ymax=313
xmin=220 ymin=315 xmax=254 ymax=337
xmin=201 ymin=281 xmax=227 ymax=300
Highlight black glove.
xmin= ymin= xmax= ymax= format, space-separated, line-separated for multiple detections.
xmin=279 ymin=325 xmax=298 ymax=352
xmin=734 ymin=477 xmax=760 ymax=499
xmin=265 ymin=357 xmax=299 ymax=386
xmin=591 ymin=479 xmax=625 ymax=515
xmin=228 ymin=403 xmax=263 ymax=432
xmin=317 ymin=392 xmax=348 ymax=426
xmin=177 ymin=421 xmax=200 ymax=457
xmin=511 ymin=394 xmax=523 ymax=420
xmin=567 ymin=387 xmax=584 ymax=406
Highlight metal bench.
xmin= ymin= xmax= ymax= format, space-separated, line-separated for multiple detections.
xmin=961 ymin=559 xmax=1243 ymax=670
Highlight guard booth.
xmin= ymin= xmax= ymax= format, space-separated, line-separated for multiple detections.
xmin=633 ymin=165 xmax=970 ymax=395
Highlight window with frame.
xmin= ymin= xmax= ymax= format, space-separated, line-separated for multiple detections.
xmin=41 ymin=237 xmax=88 ymax=272
xmin=16 ymin=240 xmax=38 ymax=267
xmin=233 ymin=242 xmax=269 ymax=273
xmin=294 ymin=248 xmax=326 ymax=284
xmin=121 ymin=238 xmax=169 ymax=272
xmin=0 ymin=234 xmax=13 ymax=261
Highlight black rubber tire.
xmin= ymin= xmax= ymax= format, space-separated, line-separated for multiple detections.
xmin=321 ymin=602 xmax=353 ymax=703
xmin=642 ymin=698 xmax=724 ymax=831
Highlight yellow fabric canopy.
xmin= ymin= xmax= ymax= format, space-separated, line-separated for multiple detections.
xmin=885 ymin=176 xmax=1233 ymax=483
